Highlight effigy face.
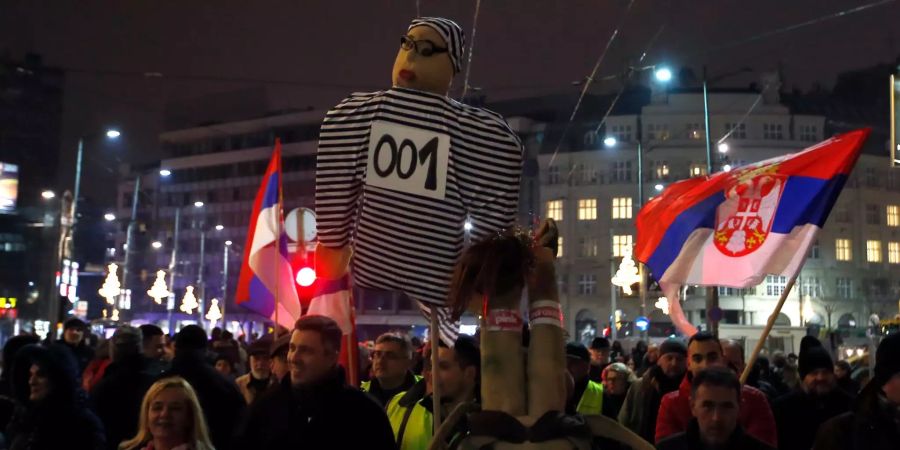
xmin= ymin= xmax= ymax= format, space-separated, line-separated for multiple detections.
xmin=392 ymin=25 xmax=455 ymax=95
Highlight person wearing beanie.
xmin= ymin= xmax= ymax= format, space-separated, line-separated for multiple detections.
xmin=774 ymin=340 xmax=851 ymax=450
xmin=54 ymin=317 xmax=94 ymax=374
xmin=814 ymin=332 xmax=900 ymax=450
xmin=589 ymin=336 xmax=612 ymax=382
xmin=164 ymin=324 xmax=246 ymax=450
xmin=564 ymin=342 xmax=605 ymax=415
xmin=91 ymin=326 xmax=156 ymax=450
xmin=618 ymin=338 xmax=688 ymax=443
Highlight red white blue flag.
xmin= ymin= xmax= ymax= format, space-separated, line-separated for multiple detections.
xmin=636 ymin=129 xmax=870 ymax=335
xmin=236 ymin=140 xmax=302 ymax=330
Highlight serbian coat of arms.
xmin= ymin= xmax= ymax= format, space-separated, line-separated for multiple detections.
xmin=714 ymin=167 xmax=787 ymax=257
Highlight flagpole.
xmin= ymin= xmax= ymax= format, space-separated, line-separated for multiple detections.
xmin=740 ymin=272 xmax=800 ymax=384
xmin=274 ymin=140 xmax=282 ymax=340
xmin=430 ymin=312 xmax=442 ymax=429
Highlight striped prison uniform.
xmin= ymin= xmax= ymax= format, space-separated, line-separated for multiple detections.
xmin=315 ymin=87 xmax=522 ymax=344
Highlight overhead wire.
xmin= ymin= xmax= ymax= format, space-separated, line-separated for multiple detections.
xmin=547 ymin=0 xmax=637 ymax=169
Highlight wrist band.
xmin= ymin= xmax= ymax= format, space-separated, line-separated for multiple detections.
xmin=529 ymin=300 xmax=563 ymax=328
xmin=485 ymin=309 xmax=523 ymax=332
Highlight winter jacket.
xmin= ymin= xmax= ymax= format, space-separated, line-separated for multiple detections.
xmin=6 ymin=345 xmax=105 ymax=450
xmin=236 ymin=367 xmax=397 ymax=450
xmin=812 ymin=383 xmax=900 ymax=450
xmin=773 ymin=387 xmax=852 ymax=450
xmin=617 ymin=365 xmax=682 ymax=443
xmin=657 ymin=419 xmax=775 ymax=450
xmin=163 ymin=350 xmax=246 ymax=450
xmin=54 ymin=341 xmax=95 ymax=375
xmin=91 ymin=355 xmax=156 ymax=450
xmin=656 ymin=375 xmax=777 ymax=447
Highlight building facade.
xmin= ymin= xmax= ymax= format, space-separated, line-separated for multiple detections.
xmin=539 ymin=85 xmax=900 ymax=346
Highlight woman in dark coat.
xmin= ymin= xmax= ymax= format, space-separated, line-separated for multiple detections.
xmin=5 ymin=344 xmax=105 ymax=450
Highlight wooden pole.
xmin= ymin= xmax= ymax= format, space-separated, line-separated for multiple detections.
xmin=430 ymin=312 xmax=442 ymax=429
xmin=740 ymin=273 xmax=800 ymax=384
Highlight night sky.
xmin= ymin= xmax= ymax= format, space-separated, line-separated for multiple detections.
xmin=2 ymin=0 xmax=898 ymax=206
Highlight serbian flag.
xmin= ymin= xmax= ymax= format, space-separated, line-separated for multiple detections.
xmin=636 ymin=129 xmax=870 ymax=335
xmin=235 ymin=140 xmax=302 ymax=330
xmin=308 ymin=276 xmax=359 ymax=386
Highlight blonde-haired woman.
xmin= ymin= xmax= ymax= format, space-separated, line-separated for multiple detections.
xmin=120 ymin=377 xmax=215 ymax=450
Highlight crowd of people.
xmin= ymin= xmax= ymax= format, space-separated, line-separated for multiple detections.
xmin=0 ymin=313 xmax=896 ymax=449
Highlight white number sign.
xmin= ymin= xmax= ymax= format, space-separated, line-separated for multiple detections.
xmin=365 ymin=120 xmax=449 ymax=200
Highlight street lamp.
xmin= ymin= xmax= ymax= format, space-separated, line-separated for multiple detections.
xmin=603 ymin=136 xmax=617 ymax=148
xmin=654 ymin=184 xmax=664 ymax=192
xmin=159 ymin=169 xmax=171 ymax=177
xmin=105 ymin=129 xmax=121 ymax=139
xmin=654 ymin=67 xmax=673 ymax=83
xmin=215 ymin=224 xmax=224 ymax=231
xmin=41 ymin=190 xmax=56 ymax=200
xmin=718 ymin=142 xmax=729 ymax=153
xmin=151 ymin=241 xmax=163 ymax=250
xmin=225 ymin=240 xmax=233 ymax=246
xmin=194 ymin=201 xmax=204 ymax=208
xmin=104 ymin=213 xmax=116 ymax=222
xmin=723 ymin=164 xmax=733 ymax=172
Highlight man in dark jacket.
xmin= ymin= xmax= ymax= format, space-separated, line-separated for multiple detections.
xmin=617 ymin=338 xmax=687 ymax=442
xmin=814 ymin=332 xmax=900 ymax=450
xmin=362 ymin=332 xmax=420 ymax=407
xmin=164 ymin=325 xmax=246 ymax=450
xmin=237 ymin=315 xmax=396 ymax=449
xmin=56 ymin=318 xmax=95 ymax=374
xmin=91 ymin=326 xmax=156 ymax=450
xmin=834 ymin=360 xmax=860 ymax=397
xmin=657 ymin=367 xmax=774 ymax=450
xmin=588 ymin=337 xmax=611 ymax=382
xmin=773 ymin=338 xmax=852 ymax=450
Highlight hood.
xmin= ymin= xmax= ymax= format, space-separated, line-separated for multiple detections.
xmin=12 ymin=344 xmax=83 ymax=407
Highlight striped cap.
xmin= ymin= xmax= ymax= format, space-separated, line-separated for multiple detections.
xmin=408 ymin=17 xmax=465 ymax=74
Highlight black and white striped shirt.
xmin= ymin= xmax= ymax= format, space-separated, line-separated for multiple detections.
xmin=316 ymin=87 xmax=522 ymax=317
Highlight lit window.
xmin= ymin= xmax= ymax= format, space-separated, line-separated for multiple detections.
xmin=690 ymin=164 xmax=707 ymax=177
xmin=866 ymin=240 xmax=882 ymax=263
xmin=547 ymin=200 xmax=563 ymax=222
xmin=686 ymin=123 xmax=704 ymax=140
xmin=653 ymin=160 xmax=669 ymax=179
xmin=887 ymin=205 xmax=899 ymax=227
xmin=578 ymin=199 xmax=597 ymax=220
xmin=612 ymin=235 xmax=633 ymax=258
xmin=888 ymin=242 xmax=899 ymax=264
xmin=836 ymin=239 xmax=852 ymax=261
xmin=612 ymin=197 xmax=632 ymax=219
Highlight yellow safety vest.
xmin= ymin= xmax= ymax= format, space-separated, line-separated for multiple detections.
xmin=361 ymin=374 xmax=423 ymax=393
xmin=386 ymin=391 xmax=433 ymax=450
xmin=576 ymin=380 xmax=604 ymax=416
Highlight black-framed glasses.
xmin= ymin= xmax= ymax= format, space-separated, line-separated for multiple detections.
xmin=400 ymin=35 xmax=449 ymax=57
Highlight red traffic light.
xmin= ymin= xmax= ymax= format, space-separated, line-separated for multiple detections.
xmin=295 ymin=267 xmax=316 ymax=287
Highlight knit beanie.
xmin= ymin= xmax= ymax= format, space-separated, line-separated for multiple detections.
xmin=659 ymin=338 xmax=688 ymax=357
xmin=874 ymin=333 xmax=900 ymax=387
xmin=798 ymin=345 xmax=833 ymax=379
